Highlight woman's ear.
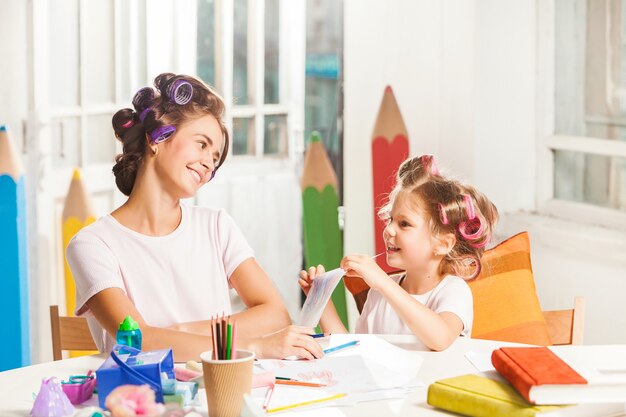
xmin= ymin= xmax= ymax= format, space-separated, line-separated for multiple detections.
xmin=434 ymin=232 xmax=456 ymax=256
xmin=145 ymin=133 xmax=158 ymax=156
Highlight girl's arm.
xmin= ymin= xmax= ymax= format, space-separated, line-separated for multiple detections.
xmin=374 ymin=278 xmax=463 ymax=351
xmin=341 ymin=255 xmax=463 ymax=351
xmin=298 ymin=265 xmax=348 ymax=334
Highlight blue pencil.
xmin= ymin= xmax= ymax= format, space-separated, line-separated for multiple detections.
xmin=309 ymin=333 xmax=328 ymax=339
xmin=0 ymin=125 xmax=30 ymax=371
xmin=323 ymin=340 xmax=359 ymax=355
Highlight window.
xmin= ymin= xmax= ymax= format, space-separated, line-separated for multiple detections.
xmin=539 ymin=0 xmax=626 ymax=227
xmin=197 ymin=0 xmax=291 ymax=159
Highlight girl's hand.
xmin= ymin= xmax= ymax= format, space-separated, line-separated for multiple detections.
xmin=298 ymin=264 xmax=325 ymax=295
xmin=253 ymin=325 xmax=324 ymax=360
xmin=340 ymin=254 xmax=389 ymax=291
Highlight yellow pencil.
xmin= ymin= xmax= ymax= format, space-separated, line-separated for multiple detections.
xmin=266 ymin=393 xmax=346 ymax=413
xmin=62 ymin=168 xmax=97 ymax=357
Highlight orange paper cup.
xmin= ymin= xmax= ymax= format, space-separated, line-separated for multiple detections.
xmin=200 ymin=349 xmax=255 ymax=417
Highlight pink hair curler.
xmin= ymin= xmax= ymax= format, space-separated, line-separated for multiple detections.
xmin=458 ymin=194 xmax=484 ymax=241
xmin=421 ymin=154 xmax=440 ymax=175
xmin=438 ymin=203 xmax=449 ymax=225
xmin=122 ymin=119 xmax=134 ymax=129
xmin=460 ymin=255 xmax=481 ymax=281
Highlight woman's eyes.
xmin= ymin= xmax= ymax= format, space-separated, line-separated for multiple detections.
xmin=198 ymin=141 xmax=207 ymax=149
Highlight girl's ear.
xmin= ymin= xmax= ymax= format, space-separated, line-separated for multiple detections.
xmin=434 ymin=232 xmax=456 ymax=256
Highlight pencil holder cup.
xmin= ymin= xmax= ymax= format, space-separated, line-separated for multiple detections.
xmin=201 ymin=349 xmax=255 ymax=417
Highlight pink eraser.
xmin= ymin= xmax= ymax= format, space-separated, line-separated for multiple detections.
xmin=174 ymin=367 xmax=202 ymax=382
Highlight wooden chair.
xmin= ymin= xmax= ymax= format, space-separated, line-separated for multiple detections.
xmin=543 ymin=296 xmax=585 ymax=345
xmin=49 ymin=305 xmax=98 ymax=360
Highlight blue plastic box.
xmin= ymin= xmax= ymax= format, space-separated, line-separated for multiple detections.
xmin=96 ymin=345 xmax=174 ymax=409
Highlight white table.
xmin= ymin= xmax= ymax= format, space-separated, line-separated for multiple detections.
xmin=0 ymin=335 xmax=520 ymax=416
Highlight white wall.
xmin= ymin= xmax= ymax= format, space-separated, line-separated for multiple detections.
xmin=344 ymin=0 xmax=626 ymax=344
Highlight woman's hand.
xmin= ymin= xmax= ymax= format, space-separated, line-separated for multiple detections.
xmin=298 ymin=264 xmax=325 ymax=295
xmin=340 ymin=254 xmax=389 ymax=291
xmin=251 ymin=325 xmax=324 ymax=360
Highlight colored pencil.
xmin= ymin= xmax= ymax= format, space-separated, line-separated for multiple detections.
xmin=275 ymin=380 xmax=327 ymax=388
xmin=0 ymin=125 xmax=30 ymax=371
xmin=226 ymin=318 xmax=232 ymax=360
xmin=215 ymin=317 xmax=222 ymax=360
xmin=371 ymin=86 xmax=409 ymax=273
xmin=62 ymin=167 xmax=97 ymax=357
xmin=275 ymin=377 xmax=293 ymax=381
xmin=231 ymin=320 xmax=237 ymax=359
xmin=301 ymin=131 xmax=348 ymax=328
xmin=309 ymin=333 xmax=328 ymax=338
xmin=262 ymin=384 xmax=275 ymax=410
xmin=221 ymin=315 xmax=227 ymax=360
xmin=211 ymin=316 xmax=219 ymax=360
xmin=266 ymin=393 xmax=346 ymax=413
xmin=323 ymin=340 xmax=360 ymax=355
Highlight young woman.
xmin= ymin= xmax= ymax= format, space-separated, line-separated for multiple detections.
xmin=67 ymin=73 xmax=322 ymax=361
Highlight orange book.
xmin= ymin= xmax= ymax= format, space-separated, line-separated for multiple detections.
xmin=492 ymin=346 xmax=626 ymax=405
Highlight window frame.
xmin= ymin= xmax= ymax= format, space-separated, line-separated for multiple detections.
xmin=213 ymin=0 xmax=303 ymax=163
xmin=536 ymin=0 xmax=626 ymax=230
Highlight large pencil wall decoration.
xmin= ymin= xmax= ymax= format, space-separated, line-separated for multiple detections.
xmin=301 ymin=132 xmax=348 ymax=328
xmin=62 ymin=169 xmax=96 ymax=315
xmin=371 ymin=86 xmax=409 ymax=272
xmin=0 ymin=125 xmax=30 ymax=371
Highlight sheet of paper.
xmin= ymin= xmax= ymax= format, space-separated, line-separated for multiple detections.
xmin=298 ymin=268 xmax=346 ymax=327
xmin=257 ymin=334 xmax=423 ymax=391
xmin=465 ymin=350 xmax=495 ymax=372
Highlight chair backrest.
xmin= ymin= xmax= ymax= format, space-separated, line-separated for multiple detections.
xmin=49 ymin=305 xmax=98 ymax=360
xmin=543 ymin=296 xmax=585 ymax=345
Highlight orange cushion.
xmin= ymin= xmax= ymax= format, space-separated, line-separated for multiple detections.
xmin=468 ymin=232 xmax=552 ymax=346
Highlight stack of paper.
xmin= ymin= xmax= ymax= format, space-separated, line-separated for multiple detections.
xmin=252 ymin=334 xmax=423 ymax=412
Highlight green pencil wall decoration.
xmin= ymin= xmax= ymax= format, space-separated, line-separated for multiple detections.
xmin=301 ymin=132 xmax=348 ymax=328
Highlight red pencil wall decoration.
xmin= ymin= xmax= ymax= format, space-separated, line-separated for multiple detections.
xmin=371 ymin=86 xmax=409 ymax=272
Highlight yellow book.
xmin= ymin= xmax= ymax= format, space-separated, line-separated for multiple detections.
xmin=427 ymin=374 xmax=625 ymax=417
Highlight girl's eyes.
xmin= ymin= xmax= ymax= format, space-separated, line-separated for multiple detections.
xmin=198 ymin=141 xmax=207 ymax=149
xmin=399 ymin=220 xmax=411 ymax=227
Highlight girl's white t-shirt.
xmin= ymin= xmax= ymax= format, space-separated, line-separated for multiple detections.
xmin=355 ymin=274 xmax=473 ymax=350
xmin=66 ymin=204 xmax=254 ymax=353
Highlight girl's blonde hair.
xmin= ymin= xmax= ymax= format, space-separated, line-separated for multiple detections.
xmin=378 ymin=155 xmax=499 ymax=279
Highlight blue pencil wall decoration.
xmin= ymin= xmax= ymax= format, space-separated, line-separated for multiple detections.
xmin=0 ymin=125 xmax=30 ymax=371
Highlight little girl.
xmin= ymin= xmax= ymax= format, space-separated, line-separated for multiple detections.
xmin=299 ymin=155 xmax=498 ymax=351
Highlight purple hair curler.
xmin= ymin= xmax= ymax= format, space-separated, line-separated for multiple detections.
xmin=167 ymin=80 xmax=193 ymax=105
xmin=139 ymin=107 xmax=153 ymax=123
xmin=132 ymin=87 xmax=155 ymax=109
xmin=150 ymin=125 xmax=176 ymax=143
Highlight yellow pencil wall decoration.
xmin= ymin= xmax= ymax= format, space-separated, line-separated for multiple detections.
xmin=62 ymin=168 xmax=97 ymax=356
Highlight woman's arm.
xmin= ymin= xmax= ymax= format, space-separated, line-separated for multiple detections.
xmin=168 ymin=258 xmax=290 ymax=336
xmin=87 ymin=288 xmax=214 ymax=362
